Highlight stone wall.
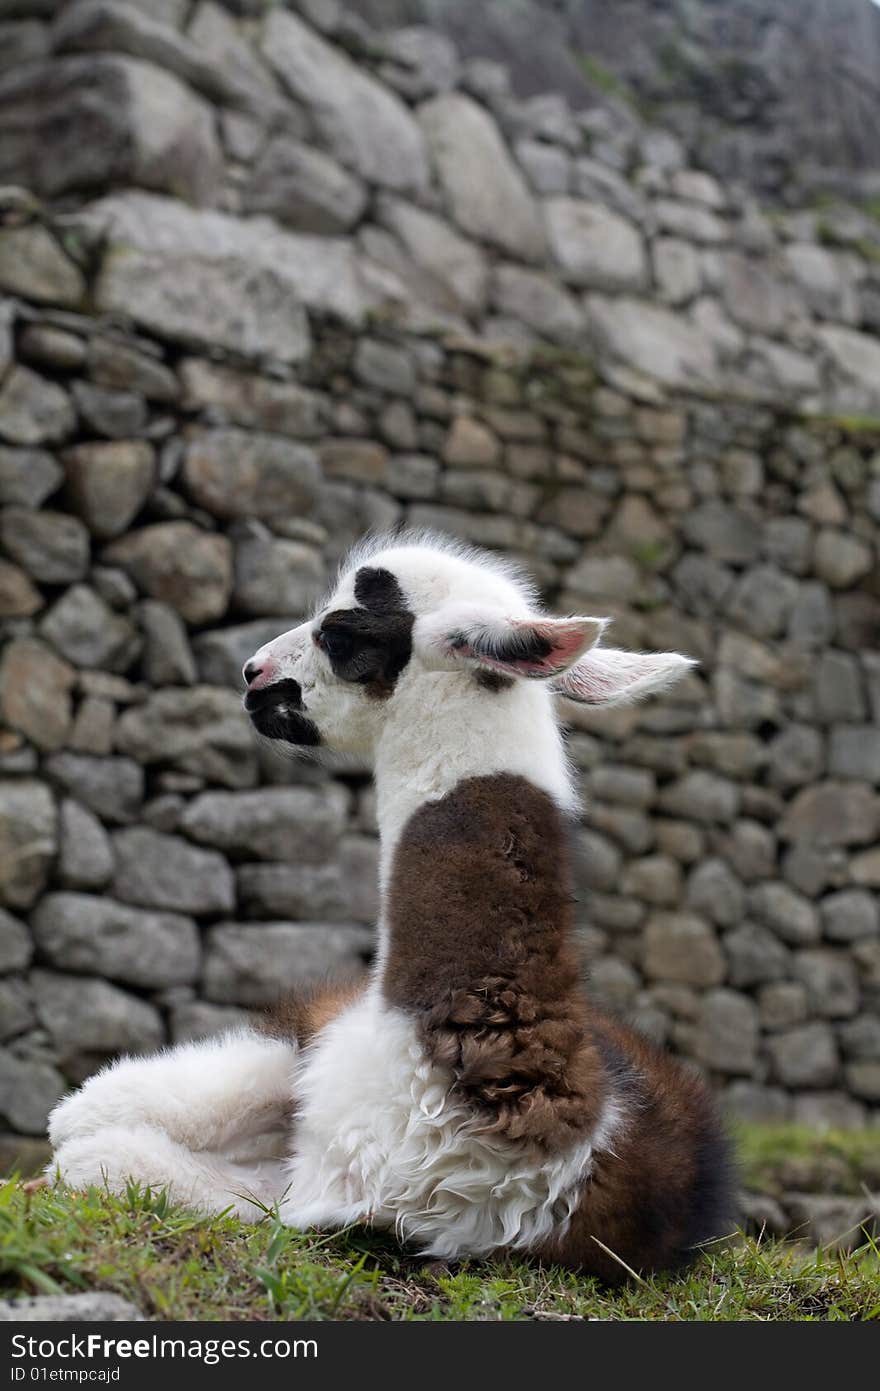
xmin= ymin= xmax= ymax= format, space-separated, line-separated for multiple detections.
xmin=1 ymin=0 xmax=879 ymax=1160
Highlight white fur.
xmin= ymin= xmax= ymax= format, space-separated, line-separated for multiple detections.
xmin=279 ymin=984 xmax=625 ymax=1257
xmin=47 ymin=533 xmax=688 ymax=1257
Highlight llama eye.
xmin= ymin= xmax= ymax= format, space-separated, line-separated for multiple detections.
xmin=317 ymin=628 xmax=353 ymax=662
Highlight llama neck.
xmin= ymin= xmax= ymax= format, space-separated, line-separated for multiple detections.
xmin=370 ymin=672 xmax=576 ymax=979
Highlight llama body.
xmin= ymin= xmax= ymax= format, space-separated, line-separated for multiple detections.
xmin=49 ymin=533 xmax=733 ymax=1280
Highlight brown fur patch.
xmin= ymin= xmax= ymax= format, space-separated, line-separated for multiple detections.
xmin=537 ymin=1014 xmax=734 ymax=1282
xmin=382 ymin=772 xmax=734 ymax=1278
xmin=382 ymin=774 xmax=609 ymax=1151
xmin=258 ymin=975 xmax=366 ymax=1049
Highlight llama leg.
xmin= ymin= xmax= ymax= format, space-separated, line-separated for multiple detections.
xmin=48 ymin=1028 xmax=296 ymax=1218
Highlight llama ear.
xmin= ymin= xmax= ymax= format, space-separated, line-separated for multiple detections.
xmin=415 ymin=604 xmax=607 ymax=679
xmin=553 ymin=647 xmax=696 ymax=706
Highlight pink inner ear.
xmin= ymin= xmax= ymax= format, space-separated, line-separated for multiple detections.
xmin=457 ymin=618 xmax=601 ymax=677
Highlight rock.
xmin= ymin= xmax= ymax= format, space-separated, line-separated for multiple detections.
xmin=588 ymin=765 xmax=655 ymax=809
xmin=87 ymin=189 xmax=363 ymax=335
xmin=818 ymin=325 xmax=880 ymax=408
xmin=758 ymin=982 xmax=808 ymax=1031
xmin=545 ymin=198 xmax=646 ymax=291
xmin=723 ymin=923 xmax=790 ymax=987
xmin=587 ymin=957 xmax=640 ymax=1013
xmin=766 ymin=725 xmax=824 ymax=790
xmin=320 ymin=438 xmax=389 ymax=485
xmin=738 ymin=1191 xmax=790 ymax=1237
xmin=380 ymin=25 xmax=460 ymax=100
xmin=813 ymin=650 xmax=866 ymax=723
xmin=515 ymin=138 xmax=570 ymax=196
xmin=32 ymin=892 xmax=200 ymax=988
xmin=839 ymin=1014 xmax=880 ymax=1061
xmin=111 ymin=827 xmax=234 ymax=915
xmin=783 ymin=244 xmax=857 ymax=321
xmin=572 ymin=829 xmax=622 ymax=893
xmin=62 ymin=440 xmax=155 ymax=539
xmin=695 ymin=989 xmax=758 ymax=1074
xmin=245 ymin=135 xmax=367 ymax=233
xmin=652 ymin=236 xmax=702 ymax=305
xmin=0 ymin=1052 xmax=66 ymax=1134
xmin=192 ymin=618 xmax=289 ymax=688
xmin=682 ymin=501 xmax=760 ymax=564
xmin=821 ymin=889 xmax=879 ymax=943
xmin=0 ymin=908 xmax=31 ymax=972
xmin=70 ymin=380 xmax=147 ymax=439
xmin=19 ymin=324 xmax=87 ymax=372
xmin=0 ymin=779 xmax=56 ymax=911
xmin=86 ymin=335 xmax=178 ymax=403
xmin=0 ymin=506 xmax=89 ymax=585
xmin=377 ymin=196 xmax=489 ymax=315
xmin=68 ymin=697 xmax=115 ymax=756
xmin=686 ymin=858 xmax=744 ymax=928
xmin=261 ymin=9 xmax=428 ymax=193
xmin=788 ymin=581 xmax=835 ymax=647
xmin=793 ymin=950 xmax=860 ymax=1019
xmin=420 ymin=93 xmax=545 ymax=262
xmin=720 ymin=252 xmax=798 ymax=335
xmin=181 ymin=786 xmax=348 ymax=863
xmin=0 ymin=1293 xmax=143 ymax=1322
xmin=850 ymin=848 xmax=880 ymax=888
xmin=620 ymin=854 xmax=681 ymax=906
xmin=0 ymin=637 xmax=75 ymax=752
xmin=783 ymin=1195 xmax=876 ymax=1252
xmin=179 ymin=359 xmax=330 ymax=439
xmin=658 ymin=771 xmax=739 ymax=824
xmin=0 ymin=367 xmax=75 ymax=446
xmin=443 ymin=416 xmax=500 ymax=468
xmin=726 ymin=565 xmax=798 ymax=639
xmin=32 ymin=968 xmax=164 ymax=1061
xmin=39 ymin=585 xmax=139 ymax=672
xmin=845 ymin=1061 xmax=880 ymax=1102
xmin=762 ymin=516 xmax=812 ymax=575
xmin=353 ymin=339 xmax=416 ymax=397
xmin=138 ymin=600 xmax=197 ymax=685
xmin=813 ymin=527 xmax=874 ymax=589
xmin=0 ymin=224 xmax=85 ymax=306
xmin=0 ymin=54 xmax=221 ymax=203
xmin=829 ymin=725 xmax=880 ymax=781
xmin=749 ymin=882 xmax=819 ymax=945
xmin=768 ymin=1021 xmax=839 ymax=1088
xmin=233 ymin=537 xmax=326 ymax=618
xmin=642 ymin=912 xmax=725 ymax=987
xmin=116 ymin=687 xmax=257 ymax=790
xmin=183 ymin=430 xmax=319 ymax=521
xmin=238 ymin=862 xmax=347 ymax=921
xmin=723 ymin=1081 xmax=791 ymax=1125
xmin=57 ymin=799 xmax=114 ymax=890
xmin=204 ymin=922 xmax=372 ymax=1005
xmin=0 ymin=1133 xmax=50 ymax=1177
xmin=103 ymin=521 xmax=232 ymax=624
xmin=779 ymin=781 xmax=877 ymax=848
xmin=492 ymin=264 xmax=584 ymax=343
xmin=655 ymin=199 xmax=726 ymax=243
xmin=169 ymin=998 xmax=252 ymax=1044
xmin=585 ymin=295 xmax=718 ymax=391
xmin=46 ymin=753 xmax=143 ymax=824
xmin=0 ymin=445 xmax=62 ymax=508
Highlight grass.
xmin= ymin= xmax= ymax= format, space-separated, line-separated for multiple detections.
xmin=1 ymin=1126 xmax=879 ymax=1321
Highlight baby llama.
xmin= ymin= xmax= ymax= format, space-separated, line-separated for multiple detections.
xmin=49 ymin=532 xmax=733 ymax=1282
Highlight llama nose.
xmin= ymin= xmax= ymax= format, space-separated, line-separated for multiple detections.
xmin=243 ymin=660 xmax=261 ymax=686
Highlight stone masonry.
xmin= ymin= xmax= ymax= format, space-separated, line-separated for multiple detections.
xmin=1 ymin=1 xmax=879 ymax=1162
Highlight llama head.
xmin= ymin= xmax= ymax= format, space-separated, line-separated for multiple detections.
xmin=242 ymin=532 xmax=694 ymax=754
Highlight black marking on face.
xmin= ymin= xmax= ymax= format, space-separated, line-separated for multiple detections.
xmin=316 ymin=566 xmax=414 ymax=700
xmin=244 ymin=677 xmax=321 ymax=746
